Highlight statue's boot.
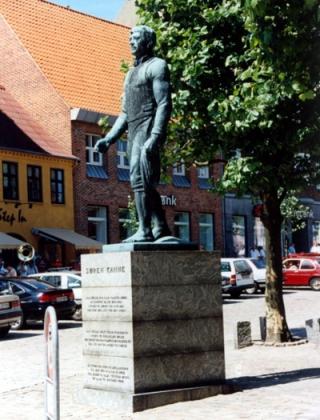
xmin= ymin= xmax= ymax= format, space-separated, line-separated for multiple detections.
xmin=122 ymin=230 xmax=154 ymax=243
xmin=122 ymin=191 xmax=154 ymax=243
xmin=150 ymin=190 xmax=171 ymax=240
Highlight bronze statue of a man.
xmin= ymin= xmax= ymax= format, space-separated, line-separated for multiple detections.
xmin=95 ymin=25 xmax=172 ymax=243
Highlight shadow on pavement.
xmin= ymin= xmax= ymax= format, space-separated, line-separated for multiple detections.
xmin=4 ymin=331 xmax=41 ymax=340
xmin=27 ymin=321 xmax=82 ymax=330
xmin=231 ymin=368 xmax=320 ymax=390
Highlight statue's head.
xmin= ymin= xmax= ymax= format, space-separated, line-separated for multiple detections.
xmin=129 ymin=25 xmax=156 ymax=58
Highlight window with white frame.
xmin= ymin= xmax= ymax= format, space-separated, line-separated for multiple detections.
xmin=174 ymin=212 xmax=190 ymax=241
xmin=197 ymin=166 xmax=209 ymax=179
xmin=173 ymin=162 xmax=186 ymax=176
xmin=117 ymin=139 xmax=130 ymax=169
xmin=199 ymin=213 xmax=214 ymax=251
xmin=87 ymin=206 xmax=107 ymax=243
xmin=85 ymin=134 xmax=103 ymax=165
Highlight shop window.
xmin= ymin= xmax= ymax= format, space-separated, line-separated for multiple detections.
xmin=119 ymin=208 xmax=136 ymax=241
xmin=88 ymin=206 xmax=107 ymax=243
xmin=174 ymin=212 xmax=190 ymax=241
xmin=199 ymin=213 xmax=214 ymax=251
xmin=27 ymin=165 xmax=42 ymax=202
xmin=312 ymin=221 xmax=320 ymax=246
xmin=2 ymin=161 xmax=19 ymax=200
xmin=50 ymin=169 xmax=65 ymax=204
xmin=232 ymin=215 xmax=246 ymax=257
xmin=254 ymin=217 xmax=266 ymax=248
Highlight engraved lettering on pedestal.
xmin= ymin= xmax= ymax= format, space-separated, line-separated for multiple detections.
xmin=84 ymin=329 xmax=132 ymax=351
xmin=88 ymin=364 xmax=130 ymax=386
xmin=81 ymin=253 xmax=131 ymax=287
xmin=86 ymin=295 xmax=128 ymax=314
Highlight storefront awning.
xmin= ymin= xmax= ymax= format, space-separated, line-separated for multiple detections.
xmin=0 ymin=232 xmax=24 ymax=249
xmin=32 ymin=228 xmax=102 ymax=250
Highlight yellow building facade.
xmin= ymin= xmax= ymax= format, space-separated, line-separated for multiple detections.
xmin=0 ymin=149 xmax=75 ymax=247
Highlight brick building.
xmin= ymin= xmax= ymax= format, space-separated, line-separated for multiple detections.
xmin=0 ymin=0 xmax=224 ymax=253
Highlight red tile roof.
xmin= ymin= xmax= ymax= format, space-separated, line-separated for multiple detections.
xmin=0 ymin=0 xmax=132 ymax=115
xmin=0 ymin=85 xmax=74 ymax=158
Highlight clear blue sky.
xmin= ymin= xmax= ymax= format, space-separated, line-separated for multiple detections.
xmin=49 ymin=0 xmax=126 ymax=21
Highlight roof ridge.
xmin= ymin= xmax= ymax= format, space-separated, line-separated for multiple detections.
xmin=42 ymin=0 xmax=131 ymax=29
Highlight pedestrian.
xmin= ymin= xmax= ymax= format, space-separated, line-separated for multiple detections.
xmin=310 ymin=241 xmax=320 ymax=253
xmin=0 ymin=258 xmax=8 ymax=276
xmin=288 ymin=243 xmax=296 ymax=254
xmin=5 ymin=265 xmax=17 ymax=277
xmin=257 ymin=246 xmax=265 ymax=260
xmin=250 ymin=246 xmax=260 ymax=259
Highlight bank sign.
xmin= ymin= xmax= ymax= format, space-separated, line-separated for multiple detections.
xmin=161 ymin=195 xmax=177 ymax=207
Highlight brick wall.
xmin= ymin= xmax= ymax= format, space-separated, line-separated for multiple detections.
xmin=72 ymin=121 xmax=224 ymax=250
xmin=0 ymin=15 xmax=72 ymax=157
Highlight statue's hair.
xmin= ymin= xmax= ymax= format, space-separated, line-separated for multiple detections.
xmin=131 ymin=25 xmax=156 ymax=52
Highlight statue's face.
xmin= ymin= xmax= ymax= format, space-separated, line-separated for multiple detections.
xmin=129 ymin=29 xmax=147 ymax=58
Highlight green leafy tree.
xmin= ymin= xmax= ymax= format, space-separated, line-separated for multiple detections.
xmin=137 ymin=0 xmax=320 ymax=342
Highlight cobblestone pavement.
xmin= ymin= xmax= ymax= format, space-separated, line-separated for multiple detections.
xmin=1 ymin=288 xmax=320 ymax=419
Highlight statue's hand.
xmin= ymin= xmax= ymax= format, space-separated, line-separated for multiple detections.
xmin=143 ymin=135 xmax=159 ymax=157
xmin=94 ymin=137 xmax=113 ymax=153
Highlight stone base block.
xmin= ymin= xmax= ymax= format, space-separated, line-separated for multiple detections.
xmin=79 ymin=383 xmax=230 ymax=413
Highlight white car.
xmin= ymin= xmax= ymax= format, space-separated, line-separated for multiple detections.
xmin=245 ymin=258 xmax=266 ymax=293
xmin=0 ymin=291 xmax=22 ymax=338
xmin=29 ymin=271 xmax=82 ymax=320
xmin=221 ymin=258 xmax=255 ymax=298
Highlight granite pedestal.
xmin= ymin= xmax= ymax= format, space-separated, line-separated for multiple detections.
xmin=80 ymin=248 xmax=225 ymax=412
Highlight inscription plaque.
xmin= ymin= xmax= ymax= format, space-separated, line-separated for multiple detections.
xmin=82 ymin=252 xmax=131 ymax=287
xmin=83 ymin=287 xmax=132 ymax=321
xmin=84 ymin=355 xmax=134 ymax=392
xmin=83 ymin=321 xmax=133 ymax=357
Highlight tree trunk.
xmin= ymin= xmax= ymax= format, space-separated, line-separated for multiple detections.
xmin=262 ymin=193 xmax=292 ymax=343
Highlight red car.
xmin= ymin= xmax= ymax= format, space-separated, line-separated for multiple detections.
xmin=283 ymin=257 xmax=320 ymax=290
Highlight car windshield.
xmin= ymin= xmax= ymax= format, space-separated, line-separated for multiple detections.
xmin=16 ymin=280 xmax=55 ymax=291
xmin=250 ymin=259 xmax=266 ymax=269
xmin=221 ymin=262 xmax=231 ymax=272
xmin=67 ymin=276 xmax=81 ymax=288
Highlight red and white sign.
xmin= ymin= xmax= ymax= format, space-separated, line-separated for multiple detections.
xmin=44 ymin=306 xmax=60 ymax=420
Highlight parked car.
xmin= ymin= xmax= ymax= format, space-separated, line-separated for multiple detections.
xmin=283 ymin=257 xmax=320 ymax=290
xmin=0 ymin=289 xmax=22 ymax=338
xmin=0 ymin=277 xmax=76 ymax=329
xmin=30 ymin=271 xmax=82 ymax=320
xmin=244 ymin=258 xmax=266 ymax=294
xmin=221 ymin=258 xmax=255 ymax=298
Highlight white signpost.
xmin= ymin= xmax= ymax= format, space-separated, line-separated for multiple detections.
xmin=44 ymin=306 xmax=60 ymax=420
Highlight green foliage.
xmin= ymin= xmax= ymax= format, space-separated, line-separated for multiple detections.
xmin=123 ymin=195 xmax=139 ymax=232
xmin=98 ymin=116 xmax=110 ymax=135
xmin=120 ymin=60 xmax=130 ymax=74
xmin=281 ymin=193 xmax=311 ymax=232
xmin=137 ymin=0 xmax=320 ymax=200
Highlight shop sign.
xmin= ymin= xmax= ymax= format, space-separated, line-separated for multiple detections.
xmin=0 ymin=207 xmax=27 ymax=226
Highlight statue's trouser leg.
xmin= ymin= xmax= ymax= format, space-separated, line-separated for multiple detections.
xmin=150 ymin=189 xmax=171 ymax=239
xmin=134 ymin=190 xmax=154 ymax=239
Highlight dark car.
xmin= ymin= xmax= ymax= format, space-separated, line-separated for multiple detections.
xmin=0 ymin=277 xmax=76 ymax=329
